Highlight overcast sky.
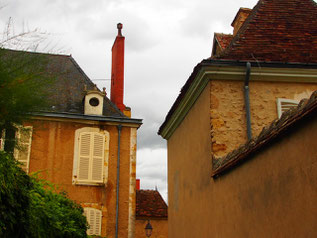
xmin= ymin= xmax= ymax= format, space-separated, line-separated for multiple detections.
xmin=2 ymin=0 xmax=294 ymax=201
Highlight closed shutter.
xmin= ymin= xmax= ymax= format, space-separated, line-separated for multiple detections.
xmin=0 ymin=129 xmax=5 ymax=150
xmin=88 ymin=209 xmax=95 ymax=235
xmin=78 ymin=132 xmax=105 ymax=183
xmin=92 ymin=133 xmax=104 ymax=181
xmin=84 ymin=208 xmax=102 ymax=236
xmin=14 ymin=126 xmax=33 ymax=173
xmin=94 ymin=209 xmax=102 ymax=235
xmin=78 ymin=133 xmax=91 ymax=180
xmin=277 ymin=98 xmax=299 ymax=118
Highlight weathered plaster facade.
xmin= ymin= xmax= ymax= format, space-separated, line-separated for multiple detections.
xmin=27 ymin=118 xmax=140 ymax=237
xmin=167 ymin=84 xmax=211 ymax=238
xmin=168 ymin=96 xmax=317 ymax=237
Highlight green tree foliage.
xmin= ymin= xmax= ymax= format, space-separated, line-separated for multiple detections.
xmin=0 ymin=151 xmax=88 ymax=237
xmin=0 ymin=27 xmax=88 ymax=237
xmin=0 ymin=151 xmax=32 ymax=237
xmin=0 ymin=49 xmax=52 ymax=129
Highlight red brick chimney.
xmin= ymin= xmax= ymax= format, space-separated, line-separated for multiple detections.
xmin=111 ymin=23 xmax=126 ymax=112
xmin=136 ymin=179 xmax=140 ymax=190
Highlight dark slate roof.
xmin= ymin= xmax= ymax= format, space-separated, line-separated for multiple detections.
xmin=215 ymin=0 xmax=317 ymax=63
xmin=136 ymin=190 xmax=168 ymax=219
xmin=212 ymin=90 xmax=317 ymax=178
xmin=2 ymin=49 xmax=125 ymax=118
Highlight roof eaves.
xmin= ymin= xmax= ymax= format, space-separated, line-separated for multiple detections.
xmin=158 ymin=59 xmax=317 ymax=138
xmin=31 ymin=111 xmax=143 ymax=125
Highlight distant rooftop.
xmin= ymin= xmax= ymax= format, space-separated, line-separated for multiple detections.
xmin=136 ymin=190 xmax=168 ymax=219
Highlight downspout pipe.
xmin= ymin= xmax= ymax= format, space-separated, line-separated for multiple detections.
xmin=244 ymin=62 xmax=252 ymax=140
xmin=115 ymin=124 xmax=122 ymax=238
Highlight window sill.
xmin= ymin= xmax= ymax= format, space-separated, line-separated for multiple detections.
xmin=72 ymin=180 xmax=106 ymax=186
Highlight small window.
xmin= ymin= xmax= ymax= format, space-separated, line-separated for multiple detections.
xmin=0 ymin=126 xmax=33 ymax=173
xmin=14 ymin=126 xmax=33 ymax=173
xmin=277 ymin=98 xmax=299 ymax=118
xmin=0 ymin=129 xmax=5 ymax=151
xmin=73 ymin=127 xmax=109 ymax=185
xmin=89 ymin=97 xmax=100 ymax=107
xmin=84 ymin=208 xmax=102 ymax=236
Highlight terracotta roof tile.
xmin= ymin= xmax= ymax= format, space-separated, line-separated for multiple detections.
xmin=214 ymin=33 xmax=233 ymax=50
xmin=212 ymin=90 xmax=317 ymax=177
xmin=215 ymin=0 xmax=317 ymax=63
xmin=136 ymin=190 xmax=168 ymax=219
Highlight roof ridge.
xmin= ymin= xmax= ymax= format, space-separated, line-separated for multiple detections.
xmin=0 ymin=47 xmax=71 ymax=58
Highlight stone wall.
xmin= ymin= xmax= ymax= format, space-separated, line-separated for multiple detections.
xmin=210 ymin=80 xmax=317 ymax=158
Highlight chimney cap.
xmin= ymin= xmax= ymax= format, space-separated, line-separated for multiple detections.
xmin=117 ymin=23 xmax=123 ymax=36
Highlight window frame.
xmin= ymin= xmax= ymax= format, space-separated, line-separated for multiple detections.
xmin=72 ymin=127 xmax=109 ymax=186
xmin=0 ymin=126 xmax=33 ymax=173
xmin=14 ymin=126 xmax=33 ymax=173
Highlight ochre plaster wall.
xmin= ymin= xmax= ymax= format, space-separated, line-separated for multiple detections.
xmin=167 ymin=81 xmax=317 ymax=237
xmin=210 ymin=80 xmax=317 ymax=158
xmin=168 ymin=83 xmax=212 ymax=238
xmin=135 ymin=219 xmax=168 ymax=238
xmin=28 ymin=120 xmax=134 ymax=238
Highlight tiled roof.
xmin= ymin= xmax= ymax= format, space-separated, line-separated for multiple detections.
xmin=214 ymin=33 xmax=233 ymax=50
xmin=231 ymin=8 xmax=252 ymax=27
xmin=212 ymin=90 xmax=317 ymax=177
xmin=2 ymin=49 xmax=124 ymax=118
xmin=136 ymin=190 xmax=168 ymax=219
xmin=158 ymin=0 xmax=317 ymax=136
xmin=215 ymin=0 xmax=317 ymax=63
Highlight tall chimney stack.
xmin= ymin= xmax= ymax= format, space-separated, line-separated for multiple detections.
xmin=111 ymin=23 xmax=126 ymax=112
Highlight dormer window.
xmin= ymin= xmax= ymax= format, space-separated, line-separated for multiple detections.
xmin=84 ymin=85 xmax=105 ymax=116
xmin=89 ymin=97 xmax=100 ymax=107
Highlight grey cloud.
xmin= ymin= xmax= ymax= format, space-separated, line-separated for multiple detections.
xmin=179 ymin=0 xmax=258 ymax=38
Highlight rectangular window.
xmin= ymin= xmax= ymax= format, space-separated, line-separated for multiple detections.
xmin=73 ymin=127 xmax=109 ymax=185
xmin=0 ymin=129 xmax=5 ymax=151
xmin=83 ymin=208 xmax=102 ymax=236
xmin=14 ymin=126 xmax=33 ymax=173
xmin=0 ymin=126 xmax=33 ymax=173
xmin=277 ymin=98 xmax=299 ymax=118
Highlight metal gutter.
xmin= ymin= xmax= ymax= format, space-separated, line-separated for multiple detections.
xmin=244 ymin=62 xmax=252 ymax=140
xmin=115 ymin=124 xmax=122 ymax=238
xmin=30 ymin=111 xmax=143 ymax=125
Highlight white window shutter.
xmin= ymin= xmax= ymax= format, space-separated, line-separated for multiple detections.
xmin=84 ymin=208 xmax=102 ymax=236
xmin=277 ymin=98 xmax=299 ymax=118
xmin=0 ymin=129 xmax=5 ymax=151
xmin=91 ymin=133 xmax=105 ymax=182
xmin=78 ymin=133 xmax=91 ymax=181
xmin=94 ymin=209 xmax=102 ymax=235
xmin=14 ymin=126 xmax=33 ymax=173
xmin=89 ymin=209 xmax=95 ymax=235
